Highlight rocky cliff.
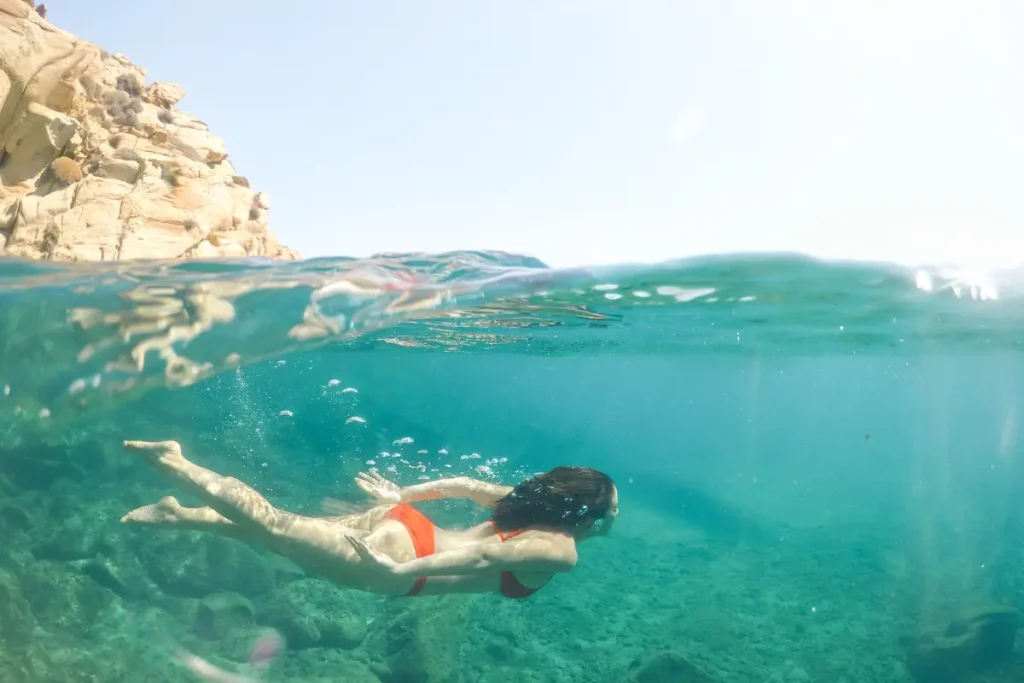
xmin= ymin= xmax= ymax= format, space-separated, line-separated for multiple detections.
xmin=0 ymin=0 xmax=299 ymax=261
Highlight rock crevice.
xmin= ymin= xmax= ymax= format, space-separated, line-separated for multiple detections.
xmin=0 ymin=0 xmax=298 ymax=261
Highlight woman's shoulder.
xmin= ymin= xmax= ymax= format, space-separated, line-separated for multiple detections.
xmin=507 ymin=530 xmax=578 ymax=571
xmin=499 ymin=525 xmax=576 ymax=546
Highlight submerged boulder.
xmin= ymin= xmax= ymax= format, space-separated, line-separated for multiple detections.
xmin=0 ymin=568 xmax=36 ymax=646
xmin=195 ymin=591 xmax=255 ymax=640
xmin=625 ymin=650 xmax=721 ymax=683
xmin=136 ymin=534 xmax=276 ymax=598
xmin=374 ymin=597 xmax=470 ymax=683
xmin=14 ymin=559 xmax=118 ymax=637
xmin=255 ymin=578 xmax=368 ymax=650
xmin=904 ymin=603 xmax=1019 ymax=683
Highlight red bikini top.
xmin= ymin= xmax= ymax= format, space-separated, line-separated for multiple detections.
xmin=492 ymin=522 xmax=552 ymax=599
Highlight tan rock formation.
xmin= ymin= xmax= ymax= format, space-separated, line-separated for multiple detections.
xmin=0 ymin=0 xmax=299 ymax=261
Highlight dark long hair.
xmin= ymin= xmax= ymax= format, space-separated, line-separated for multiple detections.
xmin=490 ymin=466 xmax=615 ymax=534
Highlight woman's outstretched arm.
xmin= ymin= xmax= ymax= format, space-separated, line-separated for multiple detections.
xmin=398 ymin=476 xmax=513 ymax=508
xmin=354 ymin=470 xmax=513 ymax=508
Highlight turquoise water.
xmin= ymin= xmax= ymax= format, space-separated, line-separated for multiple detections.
xmin=1 ymin=251 xmax=1022 ymax=682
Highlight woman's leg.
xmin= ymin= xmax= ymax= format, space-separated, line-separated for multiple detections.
xmin=122 ymin=495 xmax=260 ymax=541
xmin=123 ymin=495 xmax=391 ymax=537
xmin=121 ymin=440 xmax=366 ymax=565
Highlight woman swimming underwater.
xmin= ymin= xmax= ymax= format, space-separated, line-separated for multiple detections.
xmin=120 ymin=440 xmax=619 ymax=598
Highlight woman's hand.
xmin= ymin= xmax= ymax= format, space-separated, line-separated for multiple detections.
xmin=355 ymin=471 xmax=403 ymax=504
xmin=346 ymin=536 xmax=399 ymax=574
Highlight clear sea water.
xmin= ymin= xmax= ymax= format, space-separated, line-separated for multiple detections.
xmin=1 ymin=250 xmax=1022 ymax=682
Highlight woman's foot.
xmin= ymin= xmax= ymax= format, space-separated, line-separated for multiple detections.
xmin=123 ymin=439 xmax=186 ymax=469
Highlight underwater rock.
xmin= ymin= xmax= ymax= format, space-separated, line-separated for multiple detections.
xmin=56 ymin=438 xmax=111 ymax=475
xmin=31 ymin=484 xmax=136 ymax=565
xmin=0 ymin=498 xmax=34 ymax=533
xmin=625 ymin=650 xmax=721 ymax=683
xmin=15 ymin=560 xmax=117 ymax=636
xmin=0 ymin=471 xmax=18 ymax=496
xmin=32 ymin=512 xmax=101 ymax=561
xmin=904 ymin=603 xmax=1019 ymax=683
xmin=255 ymin=578 xmax=368 ymax=650
xmin=278 ymin=647 xmax=385 ymax=683
xmin=0 ymin=437 xmax=113 ymax=495
xmin=0 ymin=642 xmax=53 ymax=681
xmin=195 ymin=591 xmax=255 ymax=640
xmin=377 ymin=597 xmax=470 ymax=683
xmin=73 ymin=553 xmax=156 ymax=601
xmin=0 ymin=568 xmax=36 ymax=646
xmin=479 ymin=616 xmax=530 ymax=664
xmin=137 ymin=534 xmax=276 ymax=598
xmin=2 ymin=450 xmax=79 ymax=490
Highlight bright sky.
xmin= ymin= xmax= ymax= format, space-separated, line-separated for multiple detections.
xmin=57 ymin=1 xmax=1023 ymax=268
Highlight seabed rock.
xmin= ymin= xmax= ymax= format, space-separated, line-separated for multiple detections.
xmin=255 ymin=578 xmax=369 ymax=650
xmin=625 ymin=650 xmax=722 ymax=683
xmin=903 ymin=603 xmax=1019 ymax=683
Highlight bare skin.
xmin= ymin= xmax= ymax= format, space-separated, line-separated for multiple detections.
xmin=120 ymin=440 xmax=617 ymax=597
